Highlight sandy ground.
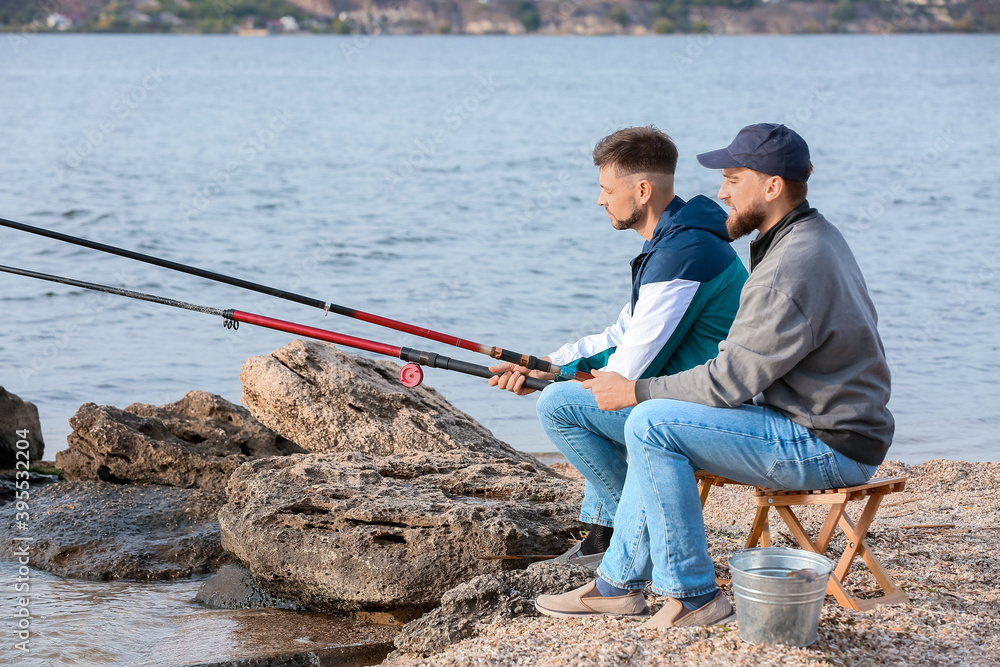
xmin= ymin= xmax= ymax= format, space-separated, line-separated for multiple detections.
xmin=388 ymin=459 xmax=1000 ymax=666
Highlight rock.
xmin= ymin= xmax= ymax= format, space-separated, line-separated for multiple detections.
xmin=239 ymin=339 xmax=538 ymax=464
xmin=227 ymin=341 xmax=584 ymax=611
xmin=388 ymin=561 xmax=595 ymax=659
xmin=0 ymin=469 xmax=59 ymax=503
xmin=0 ymin=386 xmax=45 ymax=468
xmin=179 ymin=642 xmax=396 ymax=667
xmin=196 ymin=564 xmax=303 ymax=610
xmin=0 ymin=481 xmax=231 ymax=580
xmin=219 ymin=451 xmax=584 ymax=612
xmin=56 ymin=390 xmax=306 ymax=492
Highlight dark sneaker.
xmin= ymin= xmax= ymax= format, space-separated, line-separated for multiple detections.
xmin=535 ymin=580 xmax=649 ymax=618
xmin=638 ymin=590 xmax=736 ymax=629
xmin=551 ymin=542 xmax=604 ymax=570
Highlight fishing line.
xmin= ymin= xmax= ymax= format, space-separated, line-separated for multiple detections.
xmin=0 ymin=263 xmax=552 ymax=391
xmin=0 ymin=217 xmax=591 ymax=381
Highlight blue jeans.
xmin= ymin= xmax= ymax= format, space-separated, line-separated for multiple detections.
xmin=597 ymin=399 xmax=878 ymax=598
xmin=536 ymin=382 xmax=632 ymax=527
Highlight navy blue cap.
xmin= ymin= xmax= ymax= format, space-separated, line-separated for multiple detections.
xmin=697 ymin=123 xmax=811 ymax=182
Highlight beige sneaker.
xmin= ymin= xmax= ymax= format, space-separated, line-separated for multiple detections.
xmin=638 ymin=590 xmax=736 ymax=630
xmin=535 ymin=580 xmax=649 ymax=618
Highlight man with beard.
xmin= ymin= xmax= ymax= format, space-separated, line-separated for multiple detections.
xmin=489 ymin=126 xmax=748 ymax=568
xmin=535 ymin=123 xmax=893 ymax=629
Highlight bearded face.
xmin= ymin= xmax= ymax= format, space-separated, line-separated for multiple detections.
xmin=726 ymin=197 xmax=768 ymax=240
xmin=610 ymin=202 xmax=643 ymax=231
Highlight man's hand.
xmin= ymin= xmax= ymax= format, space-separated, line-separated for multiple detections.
xmin=488 ymin=361 xmax=556 ymax=396
xmin=582 ymin=369 xmax=638 ymax=411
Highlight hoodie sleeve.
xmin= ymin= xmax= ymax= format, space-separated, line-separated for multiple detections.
xmin=547 ymin=301 xmax=631 ymax=372
xmin=602 ymin=279 xmax=700 ymax=380
xmin=634 ymin=285 xmax=815 ymax=405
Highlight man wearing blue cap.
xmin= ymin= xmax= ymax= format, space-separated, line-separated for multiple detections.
xmin=534 ymin=123 xmax=894 ymax=630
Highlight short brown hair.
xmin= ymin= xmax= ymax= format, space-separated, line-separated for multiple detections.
xmin=782 ymin=162 xmax=813 ymax=202
xmin=593 ymin=126 xmax=678 ymax=177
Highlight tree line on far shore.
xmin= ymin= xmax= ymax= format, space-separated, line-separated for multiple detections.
xmin=1 ymin=0 xmax=996 ymax=35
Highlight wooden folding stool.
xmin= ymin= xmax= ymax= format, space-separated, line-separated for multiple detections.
xmin=696 ymin=471 xmax=910 ymax=612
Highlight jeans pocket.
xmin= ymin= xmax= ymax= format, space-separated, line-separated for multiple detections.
xmin=838 ymin=458 xmax=878 ymax=487
xmin=766 ymin=452 xmax=842 ymax=490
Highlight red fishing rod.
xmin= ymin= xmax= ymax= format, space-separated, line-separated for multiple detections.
xmin=0 ymin=217 xmax=592 ymax=381
xmin=0 ymin=264 xmax=552 ymax=392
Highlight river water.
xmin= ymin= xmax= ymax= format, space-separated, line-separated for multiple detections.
xmin=1 ymin=33 xmax=998 ymax=667
xmin=1 ymin=34 xmax=998 ymax=464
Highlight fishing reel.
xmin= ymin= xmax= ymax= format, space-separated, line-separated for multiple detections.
xmin=399 ymin=363 xmax=424 ymax=388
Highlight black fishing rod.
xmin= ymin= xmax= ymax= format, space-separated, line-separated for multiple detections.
xmin=0 ymin=217 xmax=591 ymax=381
xmin=0 ymin=263 xmax=552 ymax=392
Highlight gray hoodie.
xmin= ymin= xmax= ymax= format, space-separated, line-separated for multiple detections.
xmin=634 ymin=203 xmax=894 ymax=466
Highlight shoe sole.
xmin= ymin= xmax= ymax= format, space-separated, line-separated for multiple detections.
xmin=713 ymin=611 xmax=738 ymax=625
xmin=534 ymin=601 xmax=649 ymax=619
xmin=638 ymin=610 xmax=737 ymax=630
xmin=550 ymin=551 xmax=604 ymax=569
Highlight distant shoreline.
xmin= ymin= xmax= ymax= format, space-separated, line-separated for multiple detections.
xmin=7 ymin=0 xmax=996 ymax=38
xmin=3 ymin=30 xmax=996 ymax=36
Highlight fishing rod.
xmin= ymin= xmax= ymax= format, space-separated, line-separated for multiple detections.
xmin=0 ymin=217 xmax=592 ymax=381
xmin=0 ymin=263 xmax=552 ymax=392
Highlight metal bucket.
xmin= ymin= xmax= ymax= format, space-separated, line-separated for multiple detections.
xmin=728 ymin=547 xmax=834 ymax=647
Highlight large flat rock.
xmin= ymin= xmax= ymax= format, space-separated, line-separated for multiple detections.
xmin=219 ymin=451 xmax=583 ymax=612
xmin=56 ymin=390 xmax=305 ymax=492
xmin=239 ymin=339 xmax=537 ymax=463
xmin=0 ymin=481 xmax=231 ymax=580
xmin=229 ymin=340 xmax=584 ymax=611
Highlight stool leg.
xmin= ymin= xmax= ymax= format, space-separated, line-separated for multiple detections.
xmin=773 ymin=506 xmax=858 ymax=610
xmin=698 ymin=478 xmax=712 ymax=508
xmin=746 ymin=506 xmax=770 ymax=548
xmin=834 ymin=494 xmax=883 ymax=583
xmin=816 ymin=501 xmax=847 ymax=553
xmin=837 ymin=502 xmax=907 ymax=603
xmin=770 ymin=506 xmax=865 ymax=610
xmin=775 ymin=506 xmax=820 ymax=552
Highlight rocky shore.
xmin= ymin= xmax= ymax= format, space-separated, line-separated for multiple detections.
xmin=3 ymin=343 xmax=999 ymax=666
xmin=387 ymin=459 xmax=1000 ymax=666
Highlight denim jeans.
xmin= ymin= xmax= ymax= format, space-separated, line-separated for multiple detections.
xmin=536 ymin=382 xmax=632 ymax=527
xmin=597 ymin=398 xmax=878 ymax=598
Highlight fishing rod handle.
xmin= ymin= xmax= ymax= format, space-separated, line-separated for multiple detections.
xmin=492 ymin=348 xmax=551 ymax=372
xmin=400 ymin=348 xmax=551 ymax=392
xmin=490 ymin=348 xmax=592 ymax=381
